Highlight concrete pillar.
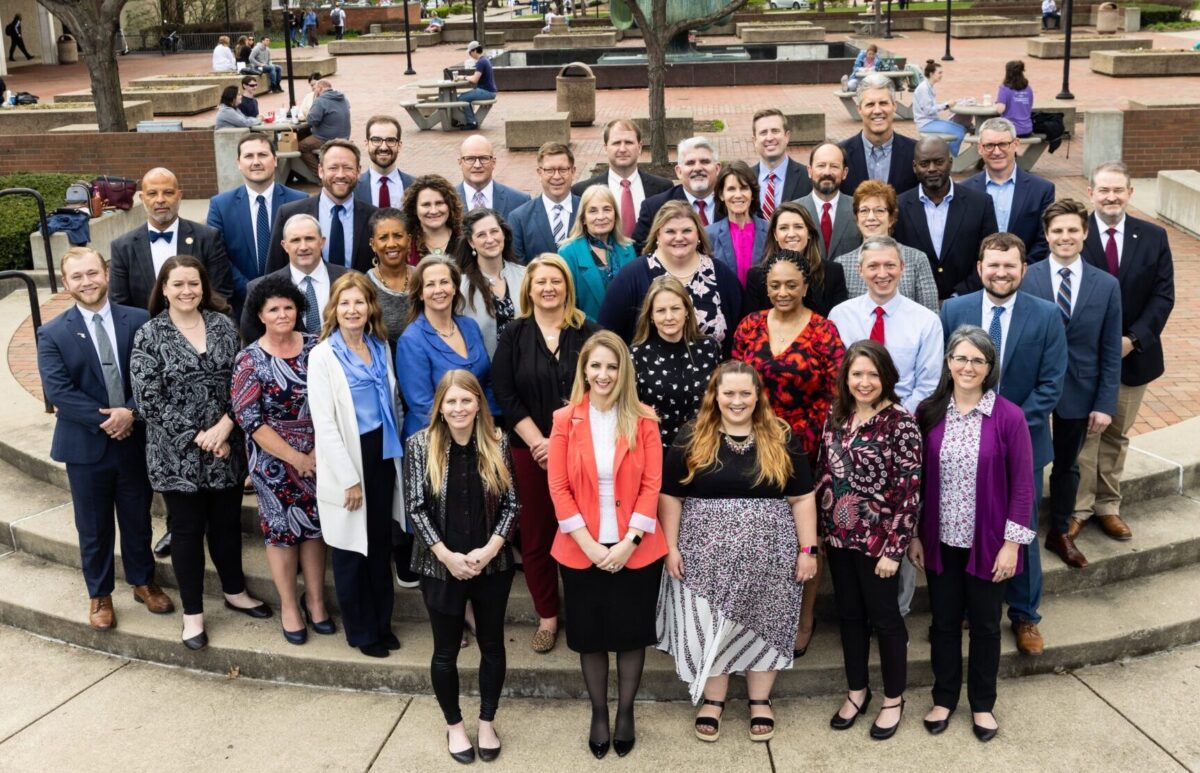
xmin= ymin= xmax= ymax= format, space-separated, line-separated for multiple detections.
xmin=0 ymin=14 xmax=7 ymax=77
xmin=1082 ymin=108 xmax=1124 ymax=179
xmin=214 ymin=127 xmax=251 ymax=193
xmin=36 ymin=4 xmax=59 ymax=65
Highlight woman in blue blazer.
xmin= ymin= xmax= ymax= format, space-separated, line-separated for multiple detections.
xmin=396 ymin=256 xmax=499 ymax=440
xmin=706 ymin=161 xmax=769 ymax=287
xmin=557 ymin=184 xmax=638 ymax=322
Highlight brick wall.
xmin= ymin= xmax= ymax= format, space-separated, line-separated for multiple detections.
xmin=0 ymin=129 xmax=218 ymax=197
xmin=1121 ymin=107 xmax=1200 ymax=178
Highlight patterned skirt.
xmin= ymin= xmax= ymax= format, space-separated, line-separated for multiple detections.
xmin=656 ymin=496 xmax=803 ymax=704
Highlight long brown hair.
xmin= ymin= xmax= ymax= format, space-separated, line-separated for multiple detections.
xmin=683 ymin=360 xmax=793 ymax=489
xmin=405 ymin=254 xmax=463 ymax=326
xmin=424 ymin=369 xmax=512 ymax=498
xmin=763 ymin=201 xmax=826 ymax=290
xmin=402 ymin=174 xmax=464 ymax=260
xmin=830 ymin=340 xmax=901 ymax=427
xmin=1003 ymin=59 xmax=1028 ymax=90
xmin=568 ymin=331 xmax=657 ymax=449
xmin=319 ymin=271 xmax=389 ymax=342
xmin=631 ymin=275 xmax=702 ymax=346
xmin=147 ymin=255 xmax=231 ymax=317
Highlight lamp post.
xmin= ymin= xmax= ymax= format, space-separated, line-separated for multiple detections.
xmin=281 ymin=0 xmax=297 ymax=108
xmin=942 ymin=0 xmax=954 ymax=60
xmin=402 ymin=0 xmax=416 ymax=75
xmin=885 ymin=0 xmax=894 ymax=38
xmin=1057 ymin=0 xmax=1075 ymax=99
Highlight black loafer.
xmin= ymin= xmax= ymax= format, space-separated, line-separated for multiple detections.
xmin=153 ymin=532 xmax=172 ymax=558
xmin=282 ymin=624 xmax=307 ymax=645
xmin=973 ymin=721 xmax=999 ymax=742
xmin=182 ymin=629 xmax=208 ymax=651
xmin=359 ymin=643 xmax=390 ymax=658
xmin=478 ymin=743 xmax=500 ymax=762
xmin=448 ymin=733 xmax=475 ymax=765
xmin=301 ymin=593 xmax=337 ymax=635
xmin=383 ymin=631 xmax=401 ymax=650
xmin=588 ymin=739 xmax=609 ymax=759
xmin=613 ymin=737 xmax=635 ymax=757
xmin=924 ymin=708 xmax=954 ymax=735
xmin=224 ymin=600 xmax=272 ymax=619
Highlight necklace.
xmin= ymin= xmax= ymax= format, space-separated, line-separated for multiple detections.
xmin=173 ymin=316 xmax=203 ymax=331
xmin=722 ymin=431 xmax=756 ymax=455
xmin=435 ymin=324 xmax=457 ymax=339
xmin=481 ymin=270 xmax=500 ymax=286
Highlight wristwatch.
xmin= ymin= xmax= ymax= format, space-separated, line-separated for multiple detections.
xmin=625 ymin=533 xmax=643 ymax=546
xmin=798 ymin=545 xmax=819 ymax=555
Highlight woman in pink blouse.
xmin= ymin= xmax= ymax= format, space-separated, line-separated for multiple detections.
xmin=705 ymin=161 xmax=768 ymax=287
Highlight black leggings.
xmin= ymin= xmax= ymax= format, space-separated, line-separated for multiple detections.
xmin=161 ymin=486 xmax=246 ymax=615
xmin=426 ymin=570 xmax=514 ymax=724
xmin=826 ymin=544 xmax=909 ymax=698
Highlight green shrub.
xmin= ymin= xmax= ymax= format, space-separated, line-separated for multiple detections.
xmin=0 ymin=173 xmax=81 ymax=271
xmin=447 ymin=3 xmax=472 ymax=13
xmin=1131 ymin=2 xmax=1183 ymax=23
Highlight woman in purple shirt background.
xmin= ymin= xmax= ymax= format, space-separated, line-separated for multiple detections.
xmin=910 ymin=325 xmax=1036 ymax=744
xmin=706 ymin=161 xmax=769 ymax=287
xmin=995 ymin=60 xmax=1034 ymax=137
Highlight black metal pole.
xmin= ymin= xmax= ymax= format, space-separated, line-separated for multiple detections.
xmin=402 ymin=0 xmax=416 ymax=75
xmin=942 ymin=0 xmax=954 ymax=61
xmin=1057 ymin=0 xmax=1075 ymax=99
xmin=282 ymin=1 xmax=297 ymax=108
xmin=224 ymin=0 xmax=230 ymax=28
xmin=885 ymin=0 xmax=894 ymax=38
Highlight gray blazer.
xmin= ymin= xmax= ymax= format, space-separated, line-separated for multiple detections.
xmin=799 ymin=193 xmax=862 ymax=261
xmin=458 ymin=261 xmax=526 ymax=358
xmin=834 ymin=242 xmax=940 ymax=313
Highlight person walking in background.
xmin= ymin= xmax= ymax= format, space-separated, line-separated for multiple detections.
xmin=330 ymin=3 xmax=347 ymax=40
xmin=6 ymin=14 xmax=33 ymax=61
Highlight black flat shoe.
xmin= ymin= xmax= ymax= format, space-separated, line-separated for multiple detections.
xmin=448 ymin=732 xmax=475 ymax=764
xmin=830 ymin=688 xmax=872 ymax=730
xmin=282 ymin=624 xmax=307 ymax=645
xmin=382 ymin=631 xmax=401 ymax=650
xmin=924 ymin=708 xmax=954 ymax=735
xmin=359 ymin=643 xmax=390 ymax=658
xmin=301 ymin=593 xmax=336 ymax=635
xmin=153 ymin=532 xmax=172 ymax=558
xmin=613 ymin=737 xmax=635 ymax=757
xmin=224 ymin=600 xmax=272 ymax=619
xmin=973 ymin=716 xmax=999 ymax=742
xmin=478 ymin=742 xmax=500 ymax=762
xmin=182 ymin=629 xmax=208 ymax=651
xmin=869 ymin=697 xmax=905 ymax=740
xmin=588 ymin=739 xmax=609 ymax=759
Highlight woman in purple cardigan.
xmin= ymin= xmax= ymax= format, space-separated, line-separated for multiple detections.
xmin=909 ymin=325 xmax=1035 ymax=744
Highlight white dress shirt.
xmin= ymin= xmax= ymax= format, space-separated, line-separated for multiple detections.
xmin=541 ymin=193 xmax=574 ymax=225
xmin=245 ymin=184 xmax=274 ymax=266
xmin=318 ymin=191 xmax=355 ymax=266
xmin=369 ymin=168 xmax=405 ymax=208
xmin=815 ymin=191 xmax=842 ymax=228
xmin=1049 ymin=255 xmax=1084 ymax=315
xmin=1096 ymin=214 xmax=1126 ymax=266
xmin=608 ymin=169 xmax=647 ymax=216
xmin=80 ymin=301 xmax=121 ymax=377
xmin=147 ymin=219 xmax=181 ymax=278
xmin=590 ymin=404 xmax=620 ymax=544
xmin=683 ymin=191 xmax=717 ymax=222
xmin=463 ymin=179 xmax=496 ymax=210
xmin=290 ymin=260 xmax=331 ymax=315
xmin=983 ymin=292 xmax=1018 ymax=364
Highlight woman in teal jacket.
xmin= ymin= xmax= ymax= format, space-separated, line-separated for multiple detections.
xmin=557 ymin=184 xmax=638 ymax=322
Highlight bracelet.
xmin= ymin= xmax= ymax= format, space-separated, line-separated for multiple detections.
xmin=798 ymin=545 xmax=819 ymax=555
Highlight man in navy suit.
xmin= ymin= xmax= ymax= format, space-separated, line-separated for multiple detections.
xmin=895 ymin=137 xmax=998 ymax=300
xmin=631 ymin=136 xmax=720 ymax=252
xmin=207 ymin=133 xmax=307 ymax=314
xmin=1022 ymin=199 xmax=1122 ymax=569
xmin=109 ymin=168 xmax=235 ymax=310
xmin=751 ymin=107 xmax=812 ymax=216
xmin=508 ymin=141 xmax=580 ymax=262
xmin=457 ymin=133 xmax=531 ymax=219
xmin=1073 ymin=161 xmax=1176 ymax=542
xmin=353 ymin=115 xmax=415 ymax=208
xmin=940 ymin=232 xmax=1066 ymax=655
xmin=839 ymin=74 xmax=919 ymax=197
xmin=960 ymin=117 xmax=1056 ymax=263
xmin=36 ymin=247 xmax=175 ymax=630
xmin=571 ymin=119 xmax=672 ymax=238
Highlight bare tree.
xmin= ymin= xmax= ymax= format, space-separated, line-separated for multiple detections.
xmin=621 ymin=0 xmax=752 ymax=166
xmin=36 ymin=0 xmax=130 ymax=132
xmin=474 ymin=0 xmax=487 ymax=38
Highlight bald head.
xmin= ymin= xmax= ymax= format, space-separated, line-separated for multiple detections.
xmin=140 ymin=168 xmax=182 ymax=228
xmin=459 ymin=134 xmax=497 ymax=188
xmin=915 ymin=136 xmax=951 ymax=159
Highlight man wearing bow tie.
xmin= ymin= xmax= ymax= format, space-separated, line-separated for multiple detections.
xmin=109 ymin=168 xmax=235 ymax=311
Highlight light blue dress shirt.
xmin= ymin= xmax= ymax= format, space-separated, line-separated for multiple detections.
xmin=862 ymin=132 xmax=894 ymax=184
xmin=984 ymin=168 xmax=1018 ymax=233
xmin=758 ymin=158 xmax=787 ymax=209
xmin=918 ymin=181 xmax=956 ymax=261
xmin=318 ymin=191 xmax=355 ymax=266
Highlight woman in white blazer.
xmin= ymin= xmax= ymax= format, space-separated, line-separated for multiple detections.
xmin=454 ymin=208 xmax=527 ymax=359
xmin=308 ymin=272 xmax=406 ymax=659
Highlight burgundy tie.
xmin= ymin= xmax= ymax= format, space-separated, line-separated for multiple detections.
xmin=620 ymin=179 xmax=635 ymax=238
xmin=821 ymin=201 xmax=833 ymax=254
xmin=763 ymin=173 xmax=777 ymax=220
xmin=378 ymin=176 xmax=391 ymax=208
xmin=695 ymin=199 xmax=709 ymax=226
xmin=870 ymin=306 xmax=886 ymax=345
xmin=1104 ymin=227 xmax=1119 ymax=276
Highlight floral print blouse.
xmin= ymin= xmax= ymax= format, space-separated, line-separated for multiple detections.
xmin=816 ymin=403 xmax=923 ymax=560
xmin=631 ymin=332 xmax=722 ymax=446
xmin=647 ymin=254 xmax=728 ymax=344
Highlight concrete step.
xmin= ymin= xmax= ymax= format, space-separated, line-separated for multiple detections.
xmin=1 ymin=550 xmax=1198 ymax=700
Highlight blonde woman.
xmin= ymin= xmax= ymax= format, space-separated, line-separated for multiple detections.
xmin=406 ymin=369 xmax=518 ymax=764
xmin=557 ymin=185 xmax=638 ymax=322
xmin=548 ymin=331 xmax=665 ymax=758
xmin=308 ymin=272 xmax=405 ymax=659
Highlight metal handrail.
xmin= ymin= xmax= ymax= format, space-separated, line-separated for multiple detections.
xmin=0 ymin=270 xmax=52 ymax=413
xmin=0 ymin=188 xmax=58 ymax=294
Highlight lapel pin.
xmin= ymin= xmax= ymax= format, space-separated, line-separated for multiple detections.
xmin=185 ymin=236 xmax=194 ymax=246
xmin=76 ymin=332 xmax=87 ymax=339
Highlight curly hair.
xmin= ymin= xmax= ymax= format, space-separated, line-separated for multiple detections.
xmin=245 ymin=273 xmax=307 ymax=325
xmin=401 ymin=174 xmax=463 ymax=262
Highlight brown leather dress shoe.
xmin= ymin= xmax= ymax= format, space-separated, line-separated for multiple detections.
xmin=89 ymin=596 xmax=115 ymax=630
xmin=1045 ymin=532 xmax=1088 ymax=569
xmin=133 ymin=583 xmax=176 ymax=614
xmin=1096 ymin=514 xmax=1133 ymax=541
xmin=1066 ymin=518 xmax=1083 ymax=540
xmin=1012 ymin=621 xmax=1044 ymax=655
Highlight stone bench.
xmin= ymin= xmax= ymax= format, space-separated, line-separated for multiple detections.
xmin=833 ymin=90 xmax=861 ymax=121
xmin=505 ymin=112 xmax=570 ymax=151
xmin=951 ymin=19 xmax=1042 ymax=38
xmin=735 ymin=21 xmax=812 ymax=37
xmin=415 ymin=30 xmax=442 ymax=47
xmin=781 ymin=105 xmax=825 ymax=144
xmin=923 ymin=15 xmax=1007 ymax=32
xmin=329 ymin=36 xmax=412 ymax=55
xmin=1157 ymin=169 xmax=1200 ymax=238
xmin=533 ymin=30 xmax=618 ymax=48
xmin=54 ymin=84 xmax=220 ymax=116
xmin=275 ymin=150 xmax=317 ymax=185
xmin=1090 ymin=49 xmax=1200 ymax=76
xmin=1033 ymin=101 xmax=1078 ymax=130
xmin=739 ymin=26 xmax=825 ymax=43
xmin=283 ymin=55 xmax=338 ymax=78
xmin=131 ymin=73 xmax=269 ymax=96
xmin=632 ymin=109 xmax=695 ymax=148
xmin=1027 ymin=35 xmax=1153 ymax=59
xmin=954 ymin=133 xmax=1046 ymax=173
xmin=0 ymin=101 xmax=154 ymax=134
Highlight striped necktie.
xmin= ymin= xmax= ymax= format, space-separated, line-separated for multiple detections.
xmin=1056 ymin=267 xmax=1073 ymax=323
xmin=551 ymin=203 xmax=565 ymax=243
xmin=763 ymin=173 xmax=777 ymax=220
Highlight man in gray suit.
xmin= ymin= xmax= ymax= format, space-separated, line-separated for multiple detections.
xmin=456 ymin=134 xmax=531 ymax=220
xmin=799 ymin=142 xmax=861 ymax=261
xmin=354 ymin=115 xmax=415 ymax=209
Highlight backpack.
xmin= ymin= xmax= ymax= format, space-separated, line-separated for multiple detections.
xmin=1030 ymin=111 xmax=1066 ymax=154
xmin=14 ymin=91 xmax=39 ymax=105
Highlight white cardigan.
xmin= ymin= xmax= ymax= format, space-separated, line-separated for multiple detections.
xmin=458 ymin=260 xmax=526 ymax=359
xmin=308 ymin=340 xmax=406 ymax=556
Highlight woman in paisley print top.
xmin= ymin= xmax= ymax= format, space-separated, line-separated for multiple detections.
xmin=816 ymin=340 xmax=922 ymax=740
xmin=630 ymin=275 xmax=721 ymax=446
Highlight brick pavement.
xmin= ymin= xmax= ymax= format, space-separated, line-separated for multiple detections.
xmin=5 ymin=26 xmax=1199 ymax=434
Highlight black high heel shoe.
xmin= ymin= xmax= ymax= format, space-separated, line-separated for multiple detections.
xmin=447 ymin=732 xmax=475 ymax=764
xmin=224 ymin=599 xmax=272 ymax=619
xmin=613 ymin=709 xmax=635 ymax=757
xmin=794 ymin=620 xmax=818 ymax=658
xmin=830 ymin=688 xmax=872 ymax=730
xmin=282 ymin=621 xmax=307 ymax=645
xmin=869 ymin=697 xmax=905 ymax=740
xmin=588 ymin=738 xmax=610 ymax=759
xmin=301 ymin=593 xmax=336 ymax=635
xmin=924 ymin=707 xmax=954 ymax=735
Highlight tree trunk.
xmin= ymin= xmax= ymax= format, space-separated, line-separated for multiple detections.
xmin=37 ymin=0 xmax=129 ymax=133
xmin=474 ymin=0 xmax=487 ymax=38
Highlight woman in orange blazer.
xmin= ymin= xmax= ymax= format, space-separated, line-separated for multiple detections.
xmin=548 ymin=329 xmax=666 ymax=760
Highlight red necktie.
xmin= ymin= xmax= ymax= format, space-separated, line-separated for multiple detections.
xmin=821 ymin=201 xmax=833 ymax=254
xmin=378 ymin=176 xmax=391 ymax=208
xmin=1104 ymin=227 xmax=1119 ymax=276
xmin=763 ymin=173 xmax=777 ymax=220
xmin=870 ymin=306 xmax=886 ymax=345
xmin=695 ymin=199 xmax=709 ymax=226
xmin=620 ymin=179 xmax=635 ymax=238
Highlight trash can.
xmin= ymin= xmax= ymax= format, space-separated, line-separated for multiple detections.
xmin=57 ymin=34 xmax=79 ymax=64
xmin=556 ymin=62 xmax=596 ymax=127
xmin=1096 ymin=2 xmax=1120 ymax=34
xmin=1124 ymin=6 xmax=1141 ymax=32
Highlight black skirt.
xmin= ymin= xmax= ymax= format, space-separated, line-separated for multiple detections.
xmin=560 ymin=558 xmax=664 ymax=654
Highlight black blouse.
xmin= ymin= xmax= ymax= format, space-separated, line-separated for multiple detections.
xmin=662 ymin=426 xmax=813 ymax=500
xmin=444 ymin=438 xmax=487 ymax=554
xmin=491 ymin=315 xmax=601 ymax=449
xmin=631 ymin=332 xmax=722 ymax=447
xmin=743 ymin=258 xmax=849 ymax=318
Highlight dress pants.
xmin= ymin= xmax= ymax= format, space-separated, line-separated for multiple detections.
xmin=161 ymin=486 xmax=246 ymax=615
xmin=511 ymin=447 xmax=560 ymax=620
xmin=896 ymin=555 xmax=916 ymax=617
xmin=1006 ymin=466 xmax=1043 ymax=625
xmin=1049 ymin=413 xmax=1090 ymax=535
xmin=65 ymin=438 xmax=155 ymax=598
xmin=331 ymin=428 xmax=397 ymax=648
xmin=927 ymin=544 xmax=1007 ymax=713
xmin=1074 ymin=383 xmax=1148 ymax=521
xmin=826 ymin=545 xmax=908 ymax=698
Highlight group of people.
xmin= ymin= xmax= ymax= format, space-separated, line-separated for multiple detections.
xmin=38 ymin=81 xmax=1174 ymax=763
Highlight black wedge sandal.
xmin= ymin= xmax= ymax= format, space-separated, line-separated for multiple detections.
xmin=694 ymin=698 xmax=725 ymax=742
xmin=748 ymin=699 xmax=775 ymax=742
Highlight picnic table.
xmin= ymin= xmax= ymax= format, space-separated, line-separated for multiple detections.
xmin=401 ymin=79 xmax=496 ymax=132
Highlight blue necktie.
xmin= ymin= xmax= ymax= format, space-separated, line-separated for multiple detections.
xmin=303 ymin=276 xmax=320 ymax=334
xmin=148 ymin=230 xmax=173 ymax=244
xmin=329 ymin=204 xmax=347 ymax=267
xmin=1056 ymin=267 xmax=1073 ymax=324
xmin=255 ymin=194 xmax=271 ymax=276
xmin=989 ymin=305 xmax=1005 ymax=361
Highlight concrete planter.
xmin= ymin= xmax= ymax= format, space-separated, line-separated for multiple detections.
xmin=950 ymin=18 xmax=1042 ymax=37
xmin=30 ymin=207 xmax=146 ymax=272
xmin=0 ymin=101 xmax=154 ymax=134
xmin=632 ymin=109 xmax=695 ymax=148
xmin=1090 ymin=49 xmax=1200 ymax=76
xmin=735 ymin=20 xmax=812 ymax=36
xmin=329 ymin=35 xmax=412 ymax=55
xmin=1027 ymin=35 xmax=1152 ymax=58
xmin=782 ymin=105 xmax=826 ymax=145
xmin=740 ymin=26 xmax=826 ymax=43
xmin=505 ymin=112 xmax=570 ymax=151
xmin=1157 ymin=169 xmax=1200 ymax=239
xmin=414 ymin=30 xmax=441 ymax=47
xmin=533 ymin=30 xmax=619 ymax=49
xmin=131 ymin=74 xmax=269 ymax=96
xmin=54 ymin=85 xmax=220 ymax=116
xmin=283 ymin=55 xmax=338 ymax=78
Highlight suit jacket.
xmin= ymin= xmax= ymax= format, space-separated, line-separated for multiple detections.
xmin=1021 ymin=259 xmax=1122 ymax=419
xmin=1081 ymin=213 xmax=1174 ymax=386
xmin=895 ymin=183 xmax=998 ymax=300
xmin=799 ymin=193 xmax=861 ymax=261
xmin=546 ymin=395 xmax=667 ymax=570
xmin=36 ymin=303 xmax=149 ymax=465
xmin=631 ymin=184 xmax=689 ymax=253
xmin=752 ymin=157 xmax=813 ymax=203
xmin=354 ymin=168 xmax=416 ymax=208
xmin=239 ymin=262 xmax=351 ymax=342
xmin=265 ymin=194 xmax=378 ymax=274
xmin=839 ymin=131 xmax=919 ymax=196
xmin=939 ymin=290 xmax=1067 ymax=468
xmin=571 ymin=170 xmax=673 ymax=199
xmin=960 ymin=166 xmax=1055 ymax=263
xmin=705 ymin=217 xmax=769 ymax=276
xmin=456 ymin=180 xmax=532 ymax=221
xmin=108 ymin=219 xmax=235 ymax=310
xmin=206 ymin=183 xmax=308 ymax=305
xmin=508 ymin=193 xmax=581 ymax=263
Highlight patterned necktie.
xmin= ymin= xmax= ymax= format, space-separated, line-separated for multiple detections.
xmin=1104 ymin=227 xmax=1120 ymax=276
xmin=148 ymin=230 xmax=173 ymax=244
xmin=1056 ymin=266 xmax=1073 ymax=323
xmin=763 ymin=173 xmax=777 ymax=220
xmin=820 ymin=201 xmax=833 ymax=254
xmin=378 ymin=177 xmax=391 ymax=208
xmin=255 ymin=194 xmax=271 ymax=275
xmin=302 ymin=276 xmax=320 ymax=334
xmin=472 ymin=189 xmax=486 ymax=211
xmin=619 ymin=179 xmax=635 ymax=238
xmin=870 ymin=306 xmax=886 ymax=345
xmin=551 ymin=203 xmax=565 ymax=243
xmin=92 ymin=313 xmax=125 ymax=408
xmin=329 ymin=204 xmax=346 ymax=266
xmin=695 ymin=199 xmax=709 ymax=226
xmin=989 ymin=305 xmax=1005 ymax=361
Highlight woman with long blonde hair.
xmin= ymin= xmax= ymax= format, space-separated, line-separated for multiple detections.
xmin=557 ymin=184 xmax=638 ymax=322
xmin=405 ymin=369 xmax=518 ymax=764
xmin=657 ymin=360 xmax=819 ymax=743
xmin=548 ymin=331 xmax=665 ymax=758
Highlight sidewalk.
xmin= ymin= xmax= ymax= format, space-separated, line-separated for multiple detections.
xmin=0 ymin=624 xmax=1195 ymax=772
